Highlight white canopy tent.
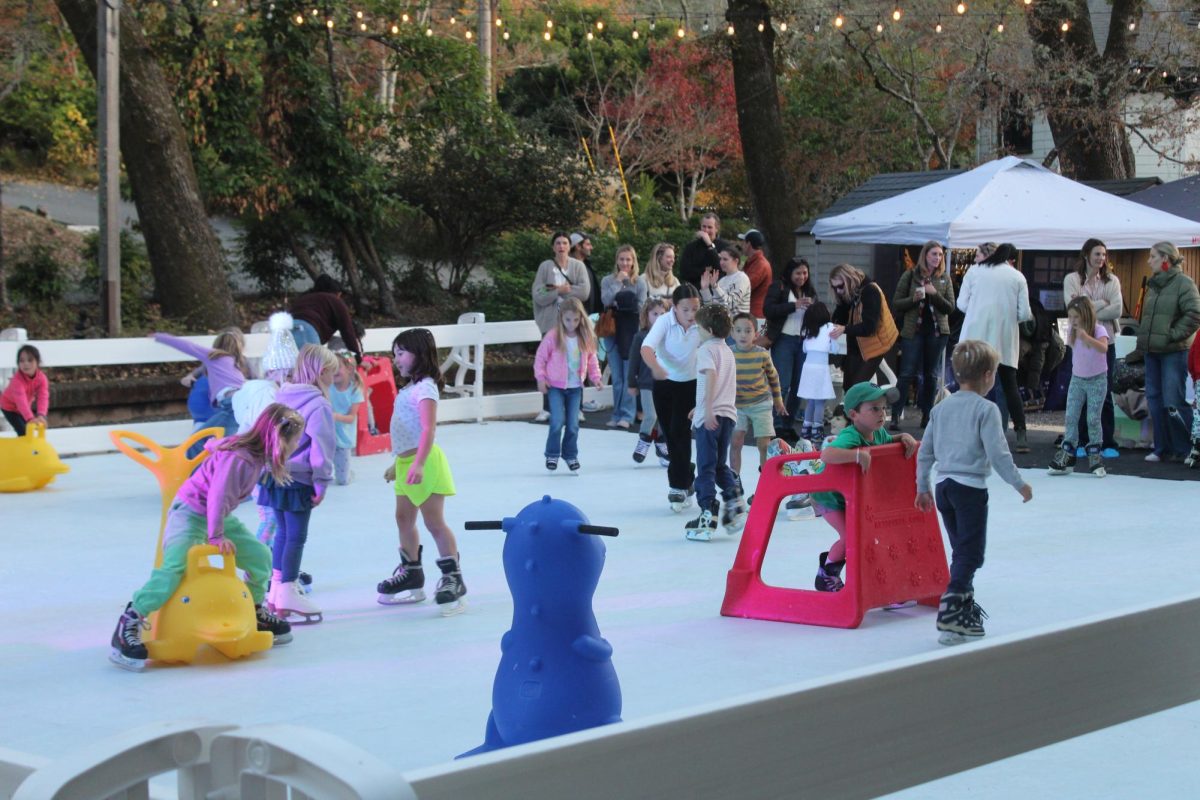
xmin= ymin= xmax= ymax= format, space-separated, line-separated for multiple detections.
xmin=810 ymin=156 xmax=1200 ymax=250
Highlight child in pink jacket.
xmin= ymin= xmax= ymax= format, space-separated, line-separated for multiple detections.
xmin=1 ymin=345 xmax=50 ymax=436
xmin=534 ymin=297 xmax=602 ymax=472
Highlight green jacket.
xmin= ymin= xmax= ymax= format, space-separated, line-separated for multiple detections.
xmin=1136 ymin=266 xmax=1200 ymax=354
xmin=892 ymin=269 xmax=956 ymax=338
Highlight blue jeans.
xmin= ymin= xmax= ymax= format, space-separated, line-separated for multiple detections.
xmin=1144 ymin=350 xmax=1192 ymax=457
xmin=292 ymin=319 xmax=320 ymax=349
xmin=771 ymin=333 xmax=805 ymax=425
xmin=893 ymin=332 xmax=947 ymax=419
xmin=694 ymin=416 xmax=737 ymax=509
xmin=186 ymin=396 xmax=235 ymax=459
xmin=272 ymin=508 xmax=312 ymax=583
xmin=604 ymin=339 xmax=636 ymax=424
xmin=545 ymin=386 xmax=582 ymax=460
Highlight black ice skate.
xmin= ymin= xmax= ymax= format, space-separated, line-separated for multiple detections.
xmin=667 ymin=487 xmax=692 ymax=513
xmin=633 ymin=433 xmax=652 ymax=463
xmin=685 ymin=500 xmax=720 ymax=542
xmin=256 ymin=604 xmax=293 ymax=645
xmin=434 ymin=555 xmax=468 ymax=616
xmin=1086 ymin=447 xmax=1107 ymax=478
xmin=937 ymin=591 xmax=988 ymax=646
xmin=298 ymin=571 xmax=313 ymax=594
xmin=1048 ymin=444 xmax=1076 ymax=475
xmin=720 ymin=487 xmax=747 ymax=534
xmin=377 ymin=545 xmax=425 ymax=605
xmin=109 ymin=602 xmax=149 ymax=672
xmin=814 ymin=551 xmax=845 ymax=592
xmin=1185 ymin=439 xmax=1200 ymax=468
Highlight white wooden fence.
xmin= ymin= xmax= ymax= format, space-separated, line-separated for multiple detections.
xmin=0 ymin=317 xmax=612 ymax=456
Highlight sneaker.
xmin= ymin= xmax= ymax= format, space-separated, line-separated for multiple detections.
xmin=578 ymin=411 xmax=586 ymax=423
xmin=937 ymin=591 xmax=988 ymax=645
xmin=533 ymin=410 xmax=550 ymax=423
xmin=545 ymin=457 xmax=558 ymax=471
xmin=616 ymin=420 xmax=631 ymax=430
xmin=1144 ymin=452 xmax=1162 ymax=463
xmin=567 ymin=459 xmax=580 ymax=472
xmin=255 ymin=604 xmax=293 ymax=645
xmin=581 ymin=399 xmax=601 ymax=412
xmin=1087 ymin=452 xmax=1107 ymax=477
xmin=633 ymin=435 xmax=652 ymax=463
xmin=605 ymin=419 xmax=621 ymax=428
xmin=814 ymin=551 xmax=845 ymax=592
xmin=1048 ymin=445 xmax=1075 ymax=475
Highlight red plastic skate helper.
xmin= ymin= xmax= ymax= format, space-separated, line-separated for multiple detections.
xmin=721 ymin=443 xmax=948 ymax=629
xmin=355 ymin=355 xmax=396 ymax=456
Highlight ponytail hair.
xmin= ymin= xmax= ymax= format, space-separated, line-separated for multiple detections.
xmin=1151 ymin=242 xmax=1184 ymax=269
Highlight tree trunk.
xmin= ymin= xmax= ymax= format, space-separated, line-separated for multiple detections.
xmin=286 ymin=234 xmax=322 ymax=282
xmin=333 ymin=228 xmax=365 ymax=303
xmin=1025 ymin=0 xmax=1137 ymax=180
xmin=55 ymin=0 xmax=235 ymax=327
xmin=726 ymin=0 xmax=803 ymax=276
xmin=349 ymin=225 xmax=398 ymax=318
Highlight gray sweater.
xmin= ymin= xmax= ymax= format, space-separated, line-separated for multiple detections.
xmin=916 ymin=390 xmax=1027 ymax=494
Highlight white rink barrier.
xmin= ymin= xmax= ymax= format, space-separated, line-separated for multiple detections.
xmin=0 ymin=318 xmax=612 ymax=455
xmin=3 ymin=595 xmax=1198 ymax=799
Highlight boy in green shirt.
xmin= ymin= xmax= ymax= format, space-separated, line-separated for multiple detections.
xmin=810 ymin=382 xmax=918 ymax=591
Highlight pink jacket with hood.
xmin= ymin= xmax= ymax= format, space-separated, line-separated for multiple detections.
xmin=174 ymin=438 xmax=264 ymax=543
xmin=534 ymin=330 xmax=602 ymax=390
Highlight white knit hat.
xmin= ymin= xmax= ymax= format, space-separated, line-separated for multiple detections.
xmin=262 ymin=312 xmax=299 ymax=375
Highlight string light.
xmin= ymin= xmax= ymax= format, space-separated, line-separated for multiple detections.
xmin=465 ymin=29 xmax=473 ymax=39
xmin=834 ymin=14 xmax=844 ymax=28
xmin=325 ymin=18 xmax=333 ymax=29
xmin=727 ymin=23 xmax=735 ymax=35
xmin=310 ymin=8 xmax=318 ymax=16
xmin=892 ymin=8 xmax=902 ymax=22
xmin=996 ymin=21 xmax=1004 ymax=32
xmin=293 ymin=13 xmax=303 ymax=24
xmin=545 ymin=20 xmax=553 ymax=29
xmin=632 ymin=29 xmax=639 ymax=39
xmin=390 ymin=24 xmax=398 ymax=34
xmin=359 ymin=22 xmax=366 ymax=31
xmin=210 ymin=0 xmax=218 ymax=7
xmin=875 ymin=20 xmax=883 ymax=33
xmin=543 ymin=30 xmax=551 ymax=40
xmin=649 ymin=16 xmax=656 ymax=31
xmin=1128 ymin=22 xmax=1136 ymax=31
xmin=757 ymin=21 xmax=765 ymax=32
xmin=702 ymin=18 xmax=710 ymax=33
xmin=449 ymin=16 xmax=456 ymax=25
xmin=495 ymin=18 xmax=502 ymax=27
xmin=354 ymin=10 xmax=362 ymax=19
xmin=779 ymin=21 xmax=787 ymax=32
xmin=1060 ymin=21 xmax=1070 ymax=32
xmin=676 ymin=25 xmax=686 ymax=38
xmin=426 ymin=27 xmax=433 ymax=37
xmin=401 ymin=13 xmax=409 ymax=23
xmin=586 ymin=31 xmax=593 ymax=40
xmin=597 ymin=21 xmax=605 ymax=31
xmin=956 ymin=3 xmax=966 ymax=15
xmin=935 ymin=18 xmax=943 ymax=33
xmin=502 ymin=30 xmax=509 ymax=40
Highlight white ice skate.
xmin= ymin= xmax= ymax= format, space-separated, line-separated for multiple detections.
xmin=270 ymin=580 xmax=323 ymax=624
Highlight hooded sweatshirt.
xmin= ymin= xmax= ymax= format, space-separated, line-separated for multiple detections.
xmin=275 ymin=382 xmax=335 ymax=495
xmin=174 ymin=438 xmax=264 ymax=543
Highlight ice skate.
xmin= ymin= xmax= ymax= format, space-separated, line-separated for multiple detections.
xmin=298 ymin=570 xmax=313 ymax=594
xmin=633 ymin=434 xmax=652 ymax=463
xmin=434 ymin=555 xmax=468 ymax=616
xmin=545 ymin=457 xmax=558 ymax=471
xmin=566 ymin=459 xmax=581 ymax=473
xmin=271 ymin=580 xmax=323 ymax=624
xmin=814 ymin=551 xmax=845 ymax=592
xmin=1086 ymin=449 xmax=1107 ymax=478
xmin=256 ymin=604 xmax=293 ymax=645
xmin=786 ymin=495 xmax=815 ymax=521
xmin=1185 ymin=439 xmax=1200 ymax=468
xmin=109 ymin=602 xmax=149 ymax=672
xmin=720 ymin=487 xmax=747 ymax=534
xmin=667 ymin=487 xmax=692 ymax=513
xmin=1048 ymin=444 xmax=1076 ymax=475
xmin=937 ymin=591 xmax=988 ymax=646
xmin=377 ymin=546 xmax=425 ymax=605
xmin=684 ymin=501 xmax=719 ymax=541
xmin=655 ymin=441 xmax=670 ymax=467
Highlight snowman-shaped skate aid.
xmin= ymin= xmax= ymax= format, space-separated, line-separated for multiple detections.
xmin=458 ymin=496 xmax=622 ymax=757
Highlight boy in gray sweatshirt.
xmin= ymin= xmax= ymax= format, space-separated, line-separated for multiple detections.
xmin=917 ymin=340 xmax=1033 ymax=645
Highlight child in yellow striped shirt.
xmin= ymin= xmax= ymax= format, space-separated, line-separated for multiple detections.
xmin=730 ymin=313 xmax=786 ymax=484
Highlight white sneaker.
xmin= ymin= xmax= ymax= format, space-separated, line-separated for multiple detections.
xmin=1144 ymin=452 xmax=1162 ymax=463
xmin=533 ymin=410 xmax=550 ymax=423
xmin=578 ymin=411 xmax=586 ymax=423
xmin=581 ymin=400 xmax=601 ymax=412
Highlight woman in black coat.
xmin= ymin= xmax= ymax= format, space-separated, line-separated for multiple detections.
xmin=763 ymin=258 xmax=817 ymax=430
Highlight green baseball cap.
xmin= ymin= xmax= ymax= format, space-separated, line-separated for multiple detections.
xmin=842 ymin=382 xmax=888 ymax=412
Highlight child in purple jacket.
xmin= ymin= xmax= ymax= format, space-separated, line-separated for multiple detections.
xmin=534 ymin=297 xmax=603 ymax=472
xmin=109 ymin=404 xmax=303 ymax=671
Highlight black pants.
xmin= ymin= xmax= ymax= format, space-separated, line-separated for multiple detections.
xmin=935 ymin=479 xmax=988 ymax=595
xmin=842 ymin=347 xmax=884 ymax=388
xmin=989 ymin=364 xmax=1026 ymax=433
xmin=3 ymin=409 xmax=28 ymax=436
xmin=652 ymin=378 xmax=697 ymax=492
xmin=1077 ymin=344 xmax=1117 ymax=450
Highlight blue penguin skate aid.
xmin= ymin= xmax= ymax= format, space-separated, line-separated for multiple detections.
xmin=458 ymin=496 xmax=622 ymax=757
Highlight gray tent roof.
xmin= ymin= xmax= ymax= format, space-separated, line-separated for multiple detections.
xmin=798 ymin=169 xmax=1165 ymax=236
xmin=1128 ymin=175 xmax=1200 ymax=223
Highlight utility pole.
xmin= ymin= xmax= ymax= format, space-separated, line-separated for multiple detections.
xmin=477 ymin=0 xmax=493 ymax=100
xmin=98 ymin=0 xmax=121 ymax=335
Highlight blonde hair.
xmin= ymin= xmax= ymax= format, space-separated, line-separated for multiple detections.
xmin=612 ymin=244 xmax=641 ymax=281
xmin=334 ymin=351 xmax=364 ymax=394
xmin=209 ymin=328 xmax=248 ymax=376
xmin=292 ymin=343 xmax=339 ymax=391
xmin=977 ymin=242 xmax=998 ymax=261
xmin=951 ymin=340 xmax=1000 ymax=385
xmin=646 ymin=243 xmax=680 ymax=293
xmin=554 ymin=296 xmax=597 ymax=354
xmin=1065 ymin=296 xmax=1097 ymax=346
xmin=217 ymin=403 xmax=304 ymax=484
xmin=915 ymin=241 xmax=946 ymax=277
xmin=1151 ymin=242 xmax=1184 ymax=269
xmin=828 ymin=263 xmax=866 ymax=299
xmin=639 ymin=296 xmax=669 ymax=331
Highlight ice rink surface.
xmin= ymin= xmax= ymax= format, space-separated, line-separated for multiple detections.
xmin=2 ymin=420 xmax=1197 ymax=797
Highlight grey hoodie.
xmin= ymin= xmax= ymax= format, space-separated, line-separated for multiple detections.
xmin=275 ymin=382 xmax=335 ymax=496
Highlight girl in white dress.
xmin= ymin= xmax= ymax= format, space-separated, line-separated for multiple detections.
xmin=795 ymin=302 xmax=842 ymax=445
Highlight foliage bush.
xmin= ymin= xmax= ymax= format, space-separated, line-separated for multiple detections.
xmin=82 ymin=230 xmax=155 ymax=325
xmin=8 ymin=244 xmax=73 ymax=306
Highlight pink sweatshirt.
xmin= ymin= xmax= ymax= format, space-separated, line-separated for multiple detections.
xmin=534 ymin=331 xmax=602 ymax=390
xmin=173 ymin=438 xmax=265 ymax=543
xmin=0 ymin=369 xmax=50 ymax=421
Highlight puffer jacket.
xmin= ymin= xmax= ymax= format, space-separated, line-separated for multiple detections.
xmin=892 ymin=268 xmax=955 ymax=338
xmin=1136 ymin=266 xmax=1200 ymax=354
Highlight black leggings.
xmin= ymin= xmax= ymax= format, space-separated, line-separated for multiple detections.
xmin=652 ymin=378 xmax=697 ymax=492
xmin=3 ymin=409 xmax=28 ymax=436
xmin=989 ymin=364 xmax=1026 ymax=433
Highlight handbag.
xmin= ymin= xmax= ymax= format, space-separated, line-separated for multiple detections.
xmin=594 ymin=309 xmax=616 ymax=338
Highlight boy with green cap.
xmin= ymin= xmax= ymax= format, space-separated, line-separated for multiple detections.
xmin=809 ymin=381 xmax=919 ymax=591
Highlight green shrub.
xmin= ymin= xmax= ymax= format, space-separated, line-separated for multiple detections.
xmin=8 ymin=244 xmax=72 ymax=306
xmin=82 ymin=230 xmax=154 ymax=325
